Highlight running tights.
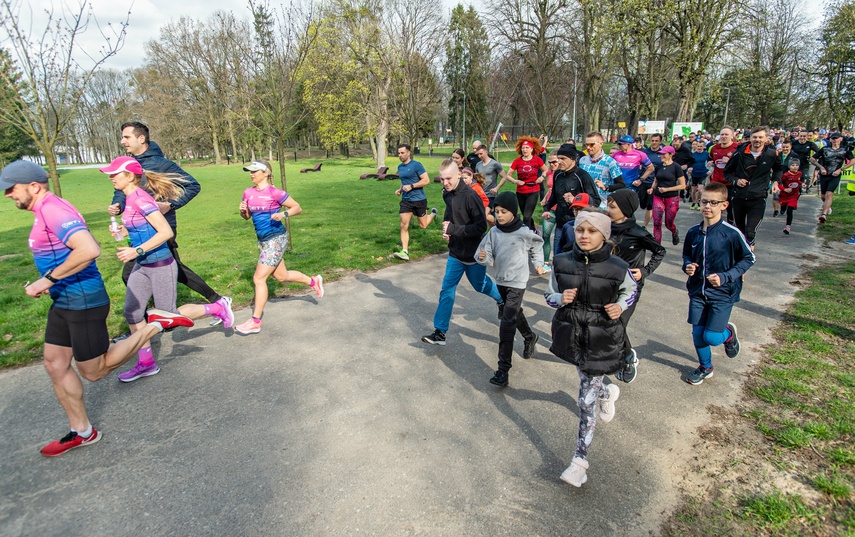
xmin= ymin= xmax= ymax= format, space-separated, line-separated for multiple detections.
xmin=575 ymin=368 xmax=610 ymax=460
xmin=517 ymin=192 xmax=540 ymax=232
xmin=692 ymin=324 xmax=732 ymax=369
xmin=652 ymin=196 xmax=679 ymax=244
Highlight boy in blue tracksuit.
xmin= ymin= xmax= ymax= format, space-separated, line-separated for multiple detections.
xmin=681 ymin=182 xmax=755 ymax=385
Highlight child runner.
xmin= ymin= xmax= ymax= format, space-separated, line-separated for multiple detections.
xmin=236 ymin=161 xmax=324 ymax=335
xmin=682 ymin=182 xmax=755 ymax=385
xmin=463 ymin=169 xmax=490 ymax=208
xmin=545 ymin=208 xmax=637 ymax=487
xmin=605 ymin=190 xmax=666 ymax=383
xmin=476 ymin=192 xmax=546 ymax=387
xmin=100 ymin=157 xmax=234 ymax=382
xmin=648 ymin=146 xmax=686 ymax=245
xmin=778 ymin=159 xmax=804 ymax=235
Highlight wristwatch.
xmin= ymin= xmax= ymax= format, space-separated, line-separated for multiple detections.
xmin=135 ymin=247 xmax=145 ymax=257
xmin=44 ymin=270 xmax=59 ymax=283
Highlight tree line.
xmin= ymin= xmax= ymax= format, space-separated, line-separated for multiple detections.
xmin=2 ymin=0 xmax=855 ymax=194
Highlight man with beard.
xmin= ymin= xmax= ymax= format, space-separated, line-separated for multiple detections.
xmin=810 ymin=132 xmax=854 ymax=223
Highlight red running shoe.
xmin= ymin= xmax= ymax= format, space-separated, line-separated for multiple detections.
xmin=147 ymin=309 xmax=194 ymax=330
xmin=40 ymin=428 xmax=101 ymax=457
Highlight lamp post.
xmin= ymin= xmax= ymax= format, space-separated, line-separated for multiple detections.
xmin=572 ymin=65 xmax=578 ymax=141
xmin=458 ymin=90 xmax=466 ymax=149
xmin=723 ymin=87 xmax=732 ymax=127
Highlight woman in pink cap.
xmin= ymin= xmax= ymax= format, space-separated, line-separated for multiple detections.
xmin=647 ymin=146 xmax=686 ymax=245
xmin=495 ymin=135 xmax=547 ymax=232
xmin=100 ymin=156 xmax=233 ymax=382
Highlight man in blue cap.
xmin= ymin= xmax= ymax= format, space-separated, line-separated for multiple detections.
xmin=611 ymin=134 xmax=654 ymax=201
xmin=2 ymin=160 xmax=192 ymax=457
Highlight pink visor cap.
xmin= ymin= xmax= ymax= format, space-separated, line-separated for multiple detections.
xmin=100 ymin=156 xmax=143 ymax=175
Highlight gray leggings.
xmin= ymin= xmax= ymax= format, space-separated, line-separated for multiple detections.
xmin=575 ymin=368 xmax=609 ymax=460
xmin=124 ymin=259 xmax=178 ymax=324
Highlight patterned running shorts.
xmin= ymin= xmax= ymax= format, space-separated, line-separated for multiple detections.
xmin=258 ymin=233 xmax=288 ymax=267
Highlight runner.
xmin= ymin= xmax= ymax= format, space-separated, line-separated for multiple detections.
xmin=495 ymin=136 xmax=547 ymax=231
xmin=708 ymin=126 xmax=738 ymax=224
xmin=688 ymin=138 xmax=711 ymax=210
xmin=2 ymin=160 xmax=193 ymax=456
xmin=723 ymin=126 xmax=782 ymax=250
xmin=778 ymin=159 xmax=804 ymax=235
xmin=110 ymin=122 xmax=228 ymax=336
xmin=682 ymin=182 xmax=754 ymax=385
xmin=540 ymin=151 xmax=560 ymax=270
xmin=610 ymin=135 xmax=654 ymax=200
xmin=476 ymin=192 xmax=546 ymax=387
xmin=640 ymin=133 xmax=666 ymax=227
xmin=545 ymin=208 xmax=637 ymax=487
xmin=648 ymin=145 xmax=686 ymax=245
xmin=476 ymin=144 xmax=508 ymax=206
xmin=810 ymin=132 xmax=854 ymax=223
xmin=541 ymin=144 xmax=599 ymax=258
xmin=421 ymin=159 xmax=504 ymax=346
xmin=100 ymin=157 xmax=233 ymax=382
xmin=578 ymin=131 xmax=625 ymax=209
xmin=392 ymin=144 xmax=437 ymax=261
xmin=236 ymin=161 xmax=324 ymax=335
xmin=791 ymin=130 xmax=820 ymax=193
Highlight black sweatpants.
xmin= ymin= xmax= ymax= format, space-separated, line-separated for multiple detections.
xmin=619 ymin=289 xmax=639 ymax=359
xmin=122 ymin=227 xmax=220 ymax=303
xmin=731 ymin=197 xmax=766 ymax=246
xmin=497 ymin=285 xmax=534 ymax=373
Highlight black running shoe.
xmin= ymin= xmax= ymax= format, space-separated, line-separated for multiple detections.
xmin=672 ymin=230 xmax=680 ymax=245
xmin=111 ymin=331 xmax=131 ymax=343
xmin=489 ymin=370 xmax=508 ymax=387
xmin=523 ymin=333 xmax=538 ymax=359
xmin=421 ymin=329 xmax=446 ymax=346
xmin=724 ymin=322 xmax=740 ymax=358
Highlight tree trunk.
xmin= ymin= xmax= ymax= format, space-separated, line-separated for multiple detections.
xmin=212 ymin=127 xmax=222 ymax=165
xmin=44 ymin=151 xmax=61 ymax=197
xmin=228 ymin=116 xmax=238 ymax=160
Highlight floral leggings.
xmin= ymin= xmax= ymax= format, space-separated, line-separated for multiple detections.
xmin=652 ymin=195 xmax=679 ymax=244
xmin=575 ymin=368 xmax=609 ymax=460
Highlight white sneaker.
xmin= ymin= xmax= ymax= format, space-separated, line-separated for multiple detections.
xmin=598 ymin=384 xmax=620 ymax=423
xmin=560 ymin=457 xmax=589 ymax=487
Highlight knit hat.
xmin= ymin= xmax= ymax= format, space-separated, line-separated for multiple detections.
xmin=494 ymin=191 xmax=519 ymax=215
xmin=608 ymin=189 xmax=639 ymax=218
xmin=574 ymin=211 xmax=612 ymax=241
xmin=557 ymin=144 xmax=580 ymax=160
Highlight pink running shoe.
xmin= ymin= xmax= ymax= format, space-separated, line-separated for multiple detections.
xmin=235 ymin=318 xmax=261 ymax=335
xmin=118 ymin=361 xmax=160 ymax=382
xmin=213 ymin=296 xmax=234 ymax=328
xmin=147 ymin=309 xmax=194 ymax=330
xmin=312 ymin=275 xmax=324 ymax=299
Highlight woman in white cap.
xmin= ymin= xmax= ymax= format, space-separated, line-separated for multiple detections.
xmin=100 ymin=156 xmax=233 ymax=382
xmin=236 ymin=160 xmax=324 ymax=335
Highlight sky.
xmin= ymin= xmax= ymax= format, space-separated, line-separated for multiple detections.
xmin=10 ymin=0 xmax=466 ymax=70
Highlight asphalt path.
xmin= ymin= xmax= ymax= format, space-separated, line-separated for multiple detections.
xmin=0 ymin=194 xmax=832 ymax=537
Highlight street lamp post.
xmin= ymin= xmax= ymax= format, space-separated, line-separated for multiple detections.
xmin=572 ymin=66 xmax=578 ymax=141
xmin=458 ymin=90 xmax=466 ymax=149
xmin=723 ymin=87 xmax=732 ymax=127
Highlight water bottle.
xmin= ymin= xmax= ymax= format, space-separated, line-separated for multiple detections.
xmin=110 ymin=216 xmax=123 ymax=242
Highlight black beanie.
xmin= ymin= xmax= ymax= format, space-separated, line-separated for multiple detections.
xmin=494 ymin=191 xmax=519 ymax=215
xmin=557 ymin=144 xmax=580 ymax=160
xmin=609 ymin=189 xmax=639 ymax=218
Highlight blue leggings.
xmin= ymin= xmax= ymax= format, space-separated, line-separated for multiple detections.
xmin=692 ymin=325 xmax=732 ymax=369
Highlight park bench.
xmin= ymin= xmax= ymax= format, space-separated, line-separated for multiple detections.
xmin=359 ymin=166 xmax=388 ymax=179
xmin=300 ymin=163 xmax=323 ymax=173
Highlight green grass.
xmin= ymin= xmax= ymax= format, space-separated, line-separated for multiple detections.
xmin=0 ymin=156 xmax=523 ymax=367
xmin=665 ymin=191 xmax=855 ymax=536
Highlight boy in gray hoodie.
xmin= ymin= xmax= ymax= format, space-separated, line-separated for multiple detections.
xmin=477 ymin=192 xmax=546 ymax=386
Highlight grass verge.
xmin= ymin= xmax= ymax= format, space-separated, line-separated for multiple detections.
xmin=664 ymin=192 xmax=855 ymax=537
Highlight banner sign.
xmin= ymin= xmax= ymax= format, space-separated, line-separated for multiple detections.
xmin=638 ymin=120 xmax=666 ymax=134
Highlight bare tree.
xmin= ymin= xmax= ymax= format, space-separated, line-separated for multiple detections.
xmin=0 ymin=0 xmax=128 ymax=195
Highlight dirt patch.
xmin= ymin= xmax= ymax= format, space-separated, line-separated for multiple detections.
xmin=0 ymin=254 xmax=21 ymax=262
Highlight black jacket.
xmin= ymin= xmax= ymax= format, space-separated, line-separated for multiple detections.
xmin=111 ymin=141 xmax=201 ymax=229
xmin=610 ymin=217 xmax=666 ymax=290
xmin=549 ymin=244 xmax=632 ymax=375
xmin=544 ymin=167 xmax=600 ymax=227
xmin=442 ymin=182 xmax=488 ymax=262
xmin=723 ymin=142 xmax=783 ymax=200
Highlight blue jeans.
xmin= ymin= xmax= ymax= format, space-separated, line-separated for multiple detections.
xmin=433 ymin=256 xmax=502 ymax=333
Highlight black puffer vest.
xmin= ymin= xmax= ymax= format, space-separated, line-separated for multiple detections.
xmin=549 ymin=243 xmax=629 ymax=375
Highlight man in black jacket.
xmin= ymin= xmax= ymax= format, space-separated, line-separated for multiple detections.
xmin=422 ymin=159 xmax=503 ymax=345
xmin=109 ymin=122 xmax=228 ymax=335
xmin=542 ymin=144 xmax=599 ymax=258
xmin=724 ymin=125 xmax=783 ymax=249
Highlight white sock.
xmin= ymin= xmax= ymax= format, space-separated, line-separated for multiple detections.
xmin=77 ymin=426 xmax=93 ymax=438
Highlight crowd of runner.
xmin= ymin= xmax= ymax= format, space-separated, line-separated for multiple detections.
xmin=2 ymin=121 xmax=852 ymax=492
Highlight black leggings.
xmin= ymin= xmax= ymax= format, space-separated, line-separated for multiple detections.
xmin=619 ymin=290 xmax=639 ymax=359
xmin=497 ymin=285 xmax=534 ymax=373
xmin=731 ymin=197 xmax=766 ymax=246
xmin=517 ymin=192 xmax=540 ymax=231
xmin=122 ymin=228 xmax=220 ymax=303
xmin=781 ymin=203 xmax=796 ymax=226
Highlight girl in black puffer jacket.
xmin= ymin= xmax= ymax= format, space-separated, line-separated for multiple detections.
xmin=544 ymin=208 xmax=637 ymax=488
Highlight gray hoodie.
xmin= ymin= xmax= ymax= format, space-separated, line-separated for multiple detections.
xmin=476 ymin=226 xmax=545 ymax=289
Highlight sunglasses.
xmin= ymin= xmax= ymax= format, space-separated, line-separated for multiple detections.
xmin=699 ymin=199 xmax=726 ymax=206
xmin=548 ymin=160 xmax=559 ymax=164
xmin=585 ymin=142 xmax=598 ymax=147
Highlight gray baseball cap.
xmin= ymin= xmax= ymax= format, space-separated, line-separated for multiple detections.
xmin=0 ymin=160 xmax=49 ymax=190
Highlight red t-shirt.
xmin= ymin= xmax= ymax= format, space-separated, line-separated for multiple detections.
xmin=778 ymin=171 xmax=803 ymax=207
xmin=709 ymin=143 xmax=737 ymax=184
xmin=511 ymin=156 xmax=544 ymax=194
